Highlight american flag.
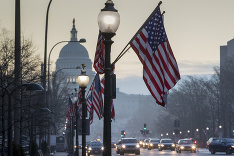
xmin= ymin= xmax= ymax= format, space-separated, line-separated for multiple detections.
xmin=101 ymin=77 xmax=115 ymax=120
xmin=93 ymin=31 xmax=105 ymax=74
xmin=130 ymin=6 xmax=180 ymax=107
xmin=86 ymin=95 xmax=94 ymax=124
xmin=66 ymin=96 xmax=75 ymax=118
xmin=76 ymin=88 xmax=82 ymax=118
xmin=88 ymin=73 xmax=104 ymax=119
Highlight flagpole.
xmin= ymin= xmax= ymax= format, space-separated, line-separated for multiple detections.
xmin=129 ymin=1 xmax=162 ymax=44
xmin=112 ymin=1 xmax=162 ymax=66
xmin=85 ymin=74 xmax=98 ymax=99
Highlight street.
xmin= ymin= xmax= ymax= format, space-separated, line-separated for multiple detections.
xmin=53 ymin=148 xmax=231 ymax=156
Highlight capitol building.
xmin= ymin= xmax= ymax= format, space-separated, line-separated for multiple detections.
xmin=55 ymin=19 xmax=162 ymax=141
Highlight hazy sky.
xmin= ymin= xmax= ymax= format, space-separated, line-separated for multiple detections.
xmin=0 ymin=0 xmax=234 ymax=94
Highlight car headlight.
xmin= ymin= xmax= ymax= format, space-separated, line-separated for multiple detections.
xmin=143 ymin=143 xmax=145 ymax=145
xmin=161 ymin=144 xmax=164 ymax=147
xmin=180 ymin=146 xmax=184 ymax=149
xmin=122 ymin=145 xmax=126 ymax=148
xmin=192 ymin=145 xmax=196 ymax=149
xmin=150 ymin=143 xmax=153 ymax=146
xmin=88 ymin=147 xmax=92 ymax=151
xmin=101 ymin=147 xmax=104 ymax=150
xmin=136 ymin=144 xmax=140 ymax=148
xmin=140 ymin=141 xmax=143 ymax=144
xmin=231 ymin=145 xmax=234 ymax=148
xmin=172 ymin=144 xmax=175 ymax=147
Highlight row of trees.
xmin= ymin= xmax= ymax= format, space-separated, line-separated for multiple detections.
xmin=0 ymin=27 xmax=70 ymax=155
xmin=154 ymin=65 xmax=234 ymax=143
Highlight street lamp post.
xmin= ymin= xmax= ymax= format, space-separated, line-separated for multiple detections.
xmin=77 ymin=64 xmax=89 ymax=156
xmin=206 ymin=127 xmax=209 ymax=139
xmin=0 ymin=83 xmax=44 ymax=156
xmin=47 ymin=40 xmax=86 ymax=98
xmin=98 ymin=1 xmax=120 ymax=156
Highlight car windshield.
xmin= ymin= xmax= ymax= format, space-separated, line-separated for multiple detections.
xmin=161 ymin=140 xmax=172 ymax=143
xmin=90 ymin=142 xmax=102 ymax=146
xmin=225 ymin=139 xmax=234 ymax=143
xmin=122 ymin=139 xmax=137 ymax=143
xmin=151 ymin=140 xmax=160 ymax=142
xmin=179 ymin=140 xmax=193 ymax=144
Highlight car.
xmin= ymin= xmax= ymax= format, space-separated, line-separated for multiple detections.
xmin=116 ymin=140 xmax=121 ymax=154
xmin=87 ymin=141 xmax=104 ymax=156
xmin=158 ymin=139 xmax=175 ymax=151
xmin=117 ymin=138 xmax=140 ymax=155
xmin=176 ymin=139 xmax=197 ymax=153
xmin=138 ymin=140 xmax=143 ymax=147
xmin=209 ymin=138 xmax=234 ymax=154
xmin=111 ymin=141 xmax=115 ymax=148
xmin=142 ymin=139 xmax=150 ymax=149
xmin=148 ymin=139 xmax=160 ymax=150
xmin=206 ymin=137 xmax=217 ymax=149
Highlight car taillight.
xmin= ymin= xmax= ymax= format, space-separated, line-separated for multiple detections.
xmin=194 ymin=141 xmax=197 ymax=144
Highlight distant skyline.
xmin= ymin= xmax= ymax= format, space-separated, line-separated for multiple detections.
xmin=0 ymin=0 xmax=233 ymax=94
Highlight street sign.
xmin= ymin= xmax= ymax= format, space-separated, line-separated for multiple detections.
xmin=77 ymin=119 xmax=90 ymax=135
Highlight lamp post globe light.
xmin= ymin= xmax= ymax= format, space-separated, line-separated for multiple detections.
xmin=77 ymin=64 xmax=89 ymax=156
xmin=98 ymin=1 xmax=120 ymax=156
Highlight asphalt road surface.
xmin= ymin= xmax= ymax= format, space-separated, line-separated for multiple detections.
xmin=54 ymin=148 xmax=232 ymax=156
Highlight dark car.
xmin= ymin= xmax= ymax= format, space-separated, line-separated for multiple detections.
xmin=209 ymin=138 xmax=234 ymax=154
xmin=176 ymin=139 xmax=197 ymax=153
xmin=117 ymin=138 xmax=140 ymax=155
xmin=148 ymin=139 xmax=160 ymax=150
xmin=158 ymin=139 xmax=175 ymax=151
xmin=111 ymin=141 xmax=115 ymax=148
xmin=207 ymin=137 xmax=217 ymax=149
xmin=142 ymin=139 xmax=149 ymax=149
xmin=87 ymin=141 xmax=103 ymax=156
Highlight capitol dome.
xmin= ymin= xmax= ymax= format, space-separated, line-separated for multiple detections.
xmin=55 ymin=19 xmax=95 ymax=90
xmin=59 ymin=42 xmax=89 ymax=58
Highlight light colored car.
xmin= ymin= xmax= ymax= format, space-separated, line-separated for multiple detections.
xmin=148 ymin=139 xmax=160 ymax=150
xmin=117 ymin=138 xmax=140 ymax=155
xmin=158 ymin=139 xmax=175 ymax=151
xmin=176 ymin=139 xmax=196 ymax=153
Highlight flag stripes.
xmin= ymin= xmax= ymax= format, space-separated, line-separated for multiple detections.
xmin=93 ymin=31 xmax=105 ymax=74
xmin=130 ymin=6 xmax=180 ymax=106
xmin=101 ymin=77 xmax=115 ymax=120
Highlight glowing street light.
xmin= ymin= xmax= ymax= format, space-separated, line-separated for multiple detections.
xmin=98 ymin=1 xmax=120 ymax=156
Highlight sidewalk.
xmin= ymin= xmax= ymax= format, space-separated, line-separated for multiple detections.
xmin=54 ymin=152 xmax=68 ymax=156
xmin=53 ymin=152 xmax=83 ymax=156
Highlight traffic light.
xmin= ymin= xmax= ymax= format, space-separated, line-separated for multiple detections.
xmin=174 ymin=120 xmax=180 ymax=127
xmin=174 ymin=120 xmax=177 ymax=127
xmin=140 ymin=130 xmax=143 ymax=134
xmin=121 ymin=130 xmax=125 ymax=137
xmin=144 ymin=123 xmax=147 ymax=130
